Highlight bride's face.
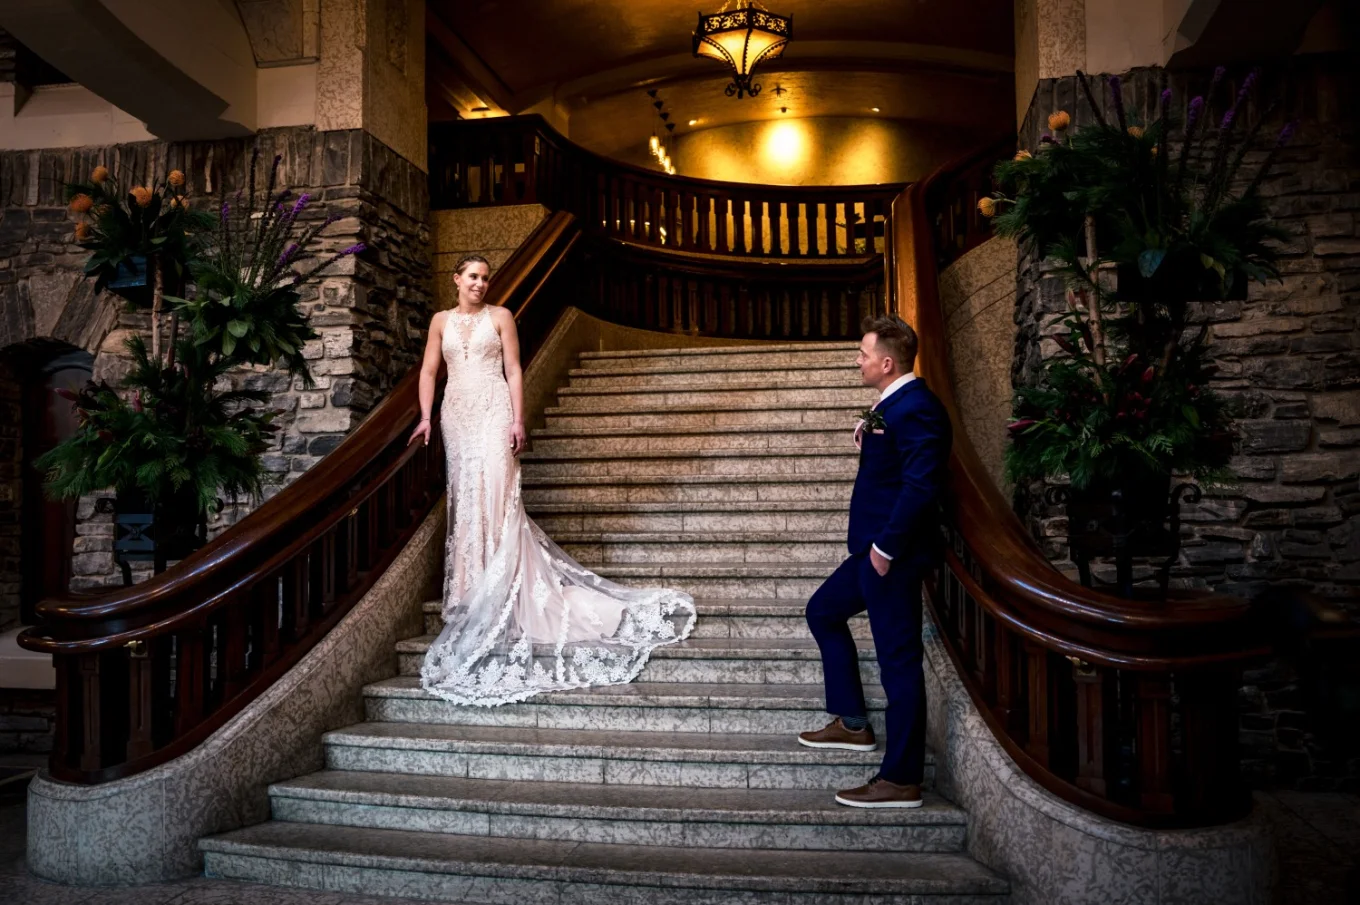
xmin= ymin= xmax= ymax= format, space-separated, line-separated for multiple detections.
xmin=455 ymin=262 xmax=490 ymax=304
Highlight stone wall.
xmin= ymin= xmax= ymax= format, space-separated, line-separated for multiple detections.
xmin=1012 ymin=55 xmax=1360 ymax=789
xmin=0 ymin=688 xmax=53 ymax=754
xmin=0 ymin=124 xmax=431 ymax=591
xmin=0 ymin=360 xmax=19 ymax=632
xmin=940 ymin=236 xmax=1020 ymax=491
xmin=1013 ymin=57 xmax=1360 ymax=604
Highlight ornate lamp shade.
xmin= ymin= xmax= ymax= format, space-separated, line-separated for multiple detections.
xmin=692 ymin=3 xmax=792 ymax=99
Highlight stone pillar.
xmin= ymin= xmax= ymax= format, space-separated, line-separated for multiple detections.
xmin=0 ymin=0 xmax=432 ymax=590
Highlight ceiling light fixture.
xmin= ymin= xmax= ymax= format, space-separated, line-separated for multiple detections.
xmin=689 ymin=119 xmax=699 ymax=126
xmin=871 ymin=107 xmax=881 ymax=113
xmin=692 ymin=1 xmax=792 ymax=100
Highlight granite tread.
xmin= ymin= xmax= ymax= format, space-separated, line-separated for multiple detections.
xmin=268 ymin=771 xmax=961 ymax=827
xmin=200 ymin=822 xmax=1009 ymax=895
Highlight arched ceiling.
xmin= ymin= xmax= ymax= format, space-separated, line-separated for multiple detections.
xmin=428 ymin=0 xmax=1015 ymax=157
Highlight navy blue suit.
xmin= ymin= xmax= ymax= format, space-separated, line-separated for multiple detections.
xmin=806 ymin=377 xmax=951 ymax=785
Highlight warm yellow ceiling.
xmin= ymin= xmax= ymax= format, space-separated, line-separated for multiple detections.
xmin=569 ymin=68 xmax=1012 ymax=160
xmin=428 ymin=0 xmax=1015 ymax=160
xmin=430 ymin=0 xmax=1014 ymax=95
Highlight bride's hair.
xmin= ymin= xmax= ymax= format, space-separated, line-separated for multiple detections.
xmin=454 ymin=254 xmax=489 ymax=276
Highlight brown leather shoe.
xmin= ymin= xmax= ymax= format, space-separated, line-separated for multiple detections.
xmin=835 ymin=777 xmax=924 ymax=809
xmin=797 ymin=718 xmax=877 ymax=752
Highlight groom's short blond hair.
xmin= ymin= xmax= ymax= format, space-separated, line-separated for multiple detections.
xmin=861 ymin=315 xmax=918 ymax=374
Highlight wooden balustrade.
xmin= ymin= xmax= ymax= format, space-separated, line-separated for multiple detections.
xmin=571 ymin=239 xmax=886 ymax=341
xmin=19 ymin=213 xmax=583 ymax=784
xmin=430 ymin=116 xmax=901 ymax=260
xmin=894 ymin=137 xmax=1268 ymax=828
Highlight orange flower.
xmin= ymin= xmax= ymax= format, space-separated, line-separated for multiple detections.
xmin=131 ymin=186 xmax=153 ymax=207
xmin=978 ymin=197 xmax=997 ymax=218
xmin=74 ymin=221 xmax=90 ymax=241
xmin=1047 ymin=110 xmax=1071 ymax=132
xmin=1014 ymin=149 xmax=1033 ymax=161
xmin=91 ymin=165 xmax=109 ymax=184
xmin=1150 ymin=146 xmax=1159 ymax=157
xmin=1127 ymin=126 xmax=1145 ymax=139
xmin=168 ymin=169 xmax=185 ymax=187
xmin=69 ymin=193 xmax=94 ymax=213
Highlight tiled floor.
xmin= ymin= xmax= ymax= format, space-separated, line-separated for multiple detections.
xmin=2 ymin=774 xmax=1357 ymax=904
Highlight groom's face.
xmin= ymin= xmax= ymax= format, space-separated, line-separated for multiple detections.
xmin=857 ymin=333 xmax=895 ymax=388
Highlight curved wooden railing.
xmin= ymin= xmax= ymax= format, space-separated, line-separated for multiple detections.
xmin=18 ymin=211 xmax=582 ymax=784
xmin=572 ymin=238 xmax=887 ymax=341
xmin=894 ymin=138 xmax=1267 ymax=827
xmin=430 ymin=115 xmax=902 ymax=260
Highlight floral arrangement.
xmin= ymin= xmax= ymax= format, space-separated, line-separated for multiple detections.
xmin=41 ymin=152 xmax=366 ymax=516
xmin=980 ymin=68 xmax=1294 ymax=491
xmin=66 ymin=166 xmax=216 ymax=363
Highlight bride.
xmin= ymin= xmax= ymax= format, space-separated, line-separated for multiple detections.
xmin=409 ymin=254 xmax=696 ymax=706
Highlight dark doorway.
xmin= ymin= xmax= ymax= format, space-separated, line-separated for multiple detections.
xmin=0 ymin=341 xmax=93 ymax=626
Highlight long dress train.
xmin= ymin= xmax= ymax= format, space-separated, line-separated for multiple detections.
xmin=420 ymin=305 xmax=696 ymax=706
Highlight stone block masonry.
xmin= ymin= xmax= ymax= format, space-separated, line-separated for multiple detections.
xmin=1013 ymin=55 xmax=1360 ymax=790
xmin=0 ymin=125 xmax=431 ymax=593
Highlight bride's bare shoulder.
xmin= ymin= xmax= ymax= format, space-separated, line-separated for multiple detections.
xmin=430 ymin=309 xmax=450 ymax=332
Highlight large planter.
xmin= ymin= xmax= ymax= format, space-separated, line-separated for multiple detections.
xmin=1053 ymin=476 xmax=1199 ymax=597
xmin=101 ymin=488 xmax=209 ymax=584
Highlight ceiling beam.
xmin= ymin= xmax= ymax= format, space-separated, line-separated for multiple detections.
xmin=426 ymin=6 xmax=515 ymax=112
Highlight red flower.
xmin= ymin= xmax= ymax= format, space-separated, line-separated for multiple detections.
xmin=1008 ymin=419 xmax=1037 ymax=434
xmin=1141 ymin=366 xmax=1156 ymax=384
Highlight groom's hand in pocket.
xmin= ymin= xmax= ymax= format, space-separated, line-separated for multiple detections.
xmin=870 ymin=546 xmax=891 ymax=577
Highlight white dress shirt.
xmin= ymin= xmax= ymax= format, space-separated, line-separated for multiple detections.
xmin=855 ymin=372 xmax=916 ymax=562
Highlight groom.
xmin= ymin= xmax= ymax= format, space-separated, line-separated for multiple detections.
xmin=798 ymin=315 xmax=951 ymax=808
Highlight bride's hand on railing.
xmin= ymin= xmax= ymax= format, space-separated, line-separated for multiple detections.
xmin=409 ymin=418 xmax=432 ymax=447
xmin=510 ymin=421 xmax=526 ymax=457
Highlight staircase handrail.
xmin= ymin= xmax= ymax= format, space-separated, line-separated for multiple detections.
xmin=430 ymin=114 xmax=903 ymax=260
xmin=19 ymin=211 xmax=582 ymax=783
xmin=891 ymin=137 xmax=1267 ymax=827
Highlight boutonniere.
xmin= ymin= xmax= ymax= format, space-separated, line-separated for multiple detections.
xmin=858 ymin=408 xmax=886 ymax=433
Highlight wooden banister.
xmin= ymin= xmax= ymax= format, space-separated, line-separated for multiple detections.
xmin=430 ymin=115 xmax=903 ymax=261
xmin=892 ymin=137 xmax=1266 ymax=827
xmin=19 ymin=212 xmax=584 ymax=784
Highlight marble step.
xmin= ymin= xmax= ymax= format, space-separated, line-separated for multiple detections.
xmin=363 ymin=678 xmax=886 ymax=736
xmin=553 ymin=532 xmax=845 ymax=565
xmin=554 ymin=383 xmax=874 ymax=411
xmin=267 ymin=772 xmax=964 ymax=852
xmin=529 ymin=503 xmax=849 ymax=535
xmin=521 ymin=474 xmax=854 ymax=506
xmin=567 ymin=367 xmax=861 ymax=390
xmin=200 ymin=822 xmax=1009 ymax=904
xmin=529 ymin=426 xmax=853 ymax=456
xmin=520 ymin=448 xmax=857 ymax=480
xmin=422 ymin=595 xmax=864 ymax=637
xmin=321 ymin=724 xmax=922 ymax=791
xmin=578 ymin=341 xmax=859 ymax=366
xmin=541 ymin=405 xmax=859 ymax=430
xmin=585 ymin=563 xmax=842 ymax=603
xmin=398 ymin=636 xmax=878 ymax=686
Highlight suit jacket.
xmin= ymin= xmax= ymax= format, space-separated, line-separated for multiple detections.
xmin=847 ymin=379 xmax=952 ymax=561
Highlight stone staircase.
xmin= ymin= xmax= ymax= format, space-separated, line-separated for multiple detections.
xmin=199 ymin=342 xmax=1010 ymax=903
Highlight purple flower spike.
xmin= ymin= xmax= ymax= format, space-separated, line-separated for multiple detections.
xmin=1186 ymin=96 xmax=1205 ymax=130
xmin=1221 ymin=108 xmax=1236 ymax=129
xmin=340 ymin=243 xmax=366 ymax=256
xmin=1213 ymin=66 xmax=1226 ymax=80
xmin=1276 ymin=120 xmax=1298 ymax=147
xmin=290 ymin=192 xmax=311 ymax=216
xmin=220 ymin=201 xmax=230 ymax=221
xmin=278 ymin=242 xmax=300 ymax=265
xmin=1161 ymin=88 xmax=1173 ymax=105
xmin=1107 ymin=75 xmax=1127 ymax=128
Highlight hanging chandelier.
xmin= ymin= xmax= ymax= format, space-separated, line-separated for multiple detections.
xmin=692 ymin=1 xmax=792 ymax=99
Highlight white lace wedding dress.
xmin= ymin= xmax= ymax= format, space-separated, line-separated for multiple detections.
xmin=420 ymin=305 xmax=696 ymax=706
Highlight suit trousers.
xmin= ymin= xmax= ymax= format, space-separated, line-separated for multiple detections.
xmin=806 ymin=550 xmax=927 ymax=786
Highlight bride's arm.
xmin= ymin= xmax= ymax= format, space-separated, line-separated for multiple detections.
xmin=495 ymin=308 xmax=527 ymax=456
xmin=411 ymin=311 xmax=446 ymax=446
